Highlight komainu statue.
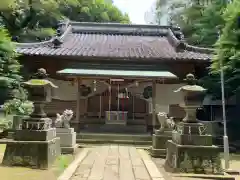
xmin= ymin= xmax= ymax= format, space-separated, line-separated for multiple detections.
xmin=55 ymin=109 xmax=73 ymax=128
xmin=155 ymin=112 xmax=175 ymax=133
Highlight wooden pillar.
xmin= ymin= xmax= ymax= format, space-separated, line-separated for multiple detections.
xmin=85 ymin=98 xmax=88 ymax=116
xmin=132 ymin=95 xmax=135 ymax=120
xmin=152 ymin=80 xmax=157 ymax=130
xmin=99 ymin=95 xmax=102 ymax=118
xmin=76 ymin=78 xmax=81 ymax=123
xmin=108 ymin=85 xmax=111 ymax=112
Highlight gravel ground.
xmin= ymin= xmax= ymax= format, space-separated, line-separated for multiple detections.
xmin=151 ymin=153 xmax=240 ymax=180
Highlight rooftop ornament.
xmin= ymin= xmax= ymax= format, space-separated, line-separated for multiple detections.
xmin=56 ymin=28 xmax=62 ymax=37
xmin=51 ymin=37 xmax=63 ymax=48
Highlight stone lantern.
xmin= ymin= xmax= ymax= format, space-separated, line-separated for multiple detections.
xmin=20 ymin=68 xmax=57 ymax=130
xmin=2 ymin=68 xmax=60 ymax=169
xmin=164 ymin=74 xmax=222 ymax=174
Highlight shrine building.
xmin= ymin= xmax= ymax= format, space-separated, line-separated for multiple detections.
xmin=15 ymin=21 xmax=212 ymax=133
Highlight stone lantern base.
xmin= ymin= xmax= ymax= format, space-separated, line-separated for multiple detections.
xmin=164 ymin=122 xmax=223 ymax=174
xmin=2 ymin=117 xmax=61 ymax=169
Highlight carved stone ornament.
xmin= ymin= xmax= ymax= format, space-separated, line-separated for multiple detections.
xmin=55 ymin=109 xmax=74 ymax=128
xmin=155 ymin=112 xmax=175 ymax=134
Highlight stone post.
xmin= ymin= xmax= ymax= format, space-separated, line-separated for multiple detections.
xmin=152 ymin=80 xmax=156 ymax=130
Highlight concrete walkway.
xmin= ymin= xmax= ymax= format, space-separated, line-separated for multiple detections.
xmin=70 ymin=145 xmax=164 ymax=180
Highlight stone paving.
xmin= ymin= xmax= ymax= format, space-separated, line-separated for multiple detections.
xmin=70 ymin=145 xmax=159 ymax=180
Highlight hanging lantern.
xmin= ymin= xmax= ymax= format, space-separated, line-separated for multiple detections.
xmin=80 ymin=85 xmax=92 ymax=96
xmin=143 ymin=86 xmax=152 ymax=99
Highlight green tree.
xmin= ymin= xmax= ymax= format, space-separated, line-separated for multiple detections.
xmin=191 ymin=1 xmax=225 ymax=47
xmin=0 ymin=27 xmax=25 ymax=104
xmin=150 ymin=0 xmax=185 ymax=25
xmin=174 ymin=2 xmax=206 ymax=46
xmin=152 ymin=0 xmax=226 ymax=47
xmin=0 ymin=0 xmax=130 ymax=42
xmin=150 ymin=0 xmax=230 ymax=99
xmin=210 ymin=0 xmax=240 ymax=98
xmin=61 ymin=0 xmax=130 ymax=23
xmin=0 ymin=0 xmax=79 ymax=42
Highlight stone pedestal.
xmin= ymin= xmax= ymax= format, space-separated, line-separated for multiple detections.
xmin=165 ymin=122 xmax=222 ymax=174
xmin=2 ymin=127 xmax=60 ymax=169
xmin=56 ymin=128 xmax=77 ymax=154
xmin=150 ymin=130 xmax=172 ymax=157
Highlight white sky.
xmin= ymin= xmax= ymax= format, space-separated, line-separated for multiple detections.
xmin=113 ymin=0 xmax=156 ymax=24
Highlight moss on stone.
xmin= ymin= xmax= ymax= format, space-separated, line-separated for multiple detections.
xmin=0 ymin=144 xmax=79 ymax=180
xmin=23 ymin=79 xmax=58 ymax=88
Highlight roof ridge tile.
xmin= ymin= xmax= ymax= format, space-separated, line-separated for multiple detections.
xmin=166 ymin=28 xmax=213 ymax=54
xmin=15 ymin=25 xmax=72 ymax=48
xmin=15 ymin=21 xmax=212 ymax=61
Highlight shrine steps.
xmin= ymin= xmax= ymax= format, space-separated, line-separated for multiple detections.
xmin=79 ymin=124 xmax=147 ymax=133
xmin=76 ymin=132 xmax=152 ymax=146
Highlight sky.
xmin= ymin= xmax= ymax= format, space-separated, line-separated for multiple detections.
xmin=113 ymin=0 xmax=156 ymax=24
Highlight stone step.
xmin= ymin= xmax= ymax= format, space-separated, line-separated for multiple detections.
xmin=77 ymin=133 xmax=152 ymax=141
xmin=76 ymin=132 xmax=152 ymax=145
xmin=81 ymin=124 xmax=147 ymax=134
xmin=77 ymin=138 xmax=152 ymax=145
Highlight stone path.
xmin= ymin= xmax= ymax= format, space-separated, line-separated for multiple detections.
xmin=70 ymin=145 xmax=163 ymax=180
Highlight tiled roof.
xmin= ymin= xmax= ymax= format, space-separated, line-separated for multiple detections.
xmin=15 ymin=21 xmax=213 ymax=61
